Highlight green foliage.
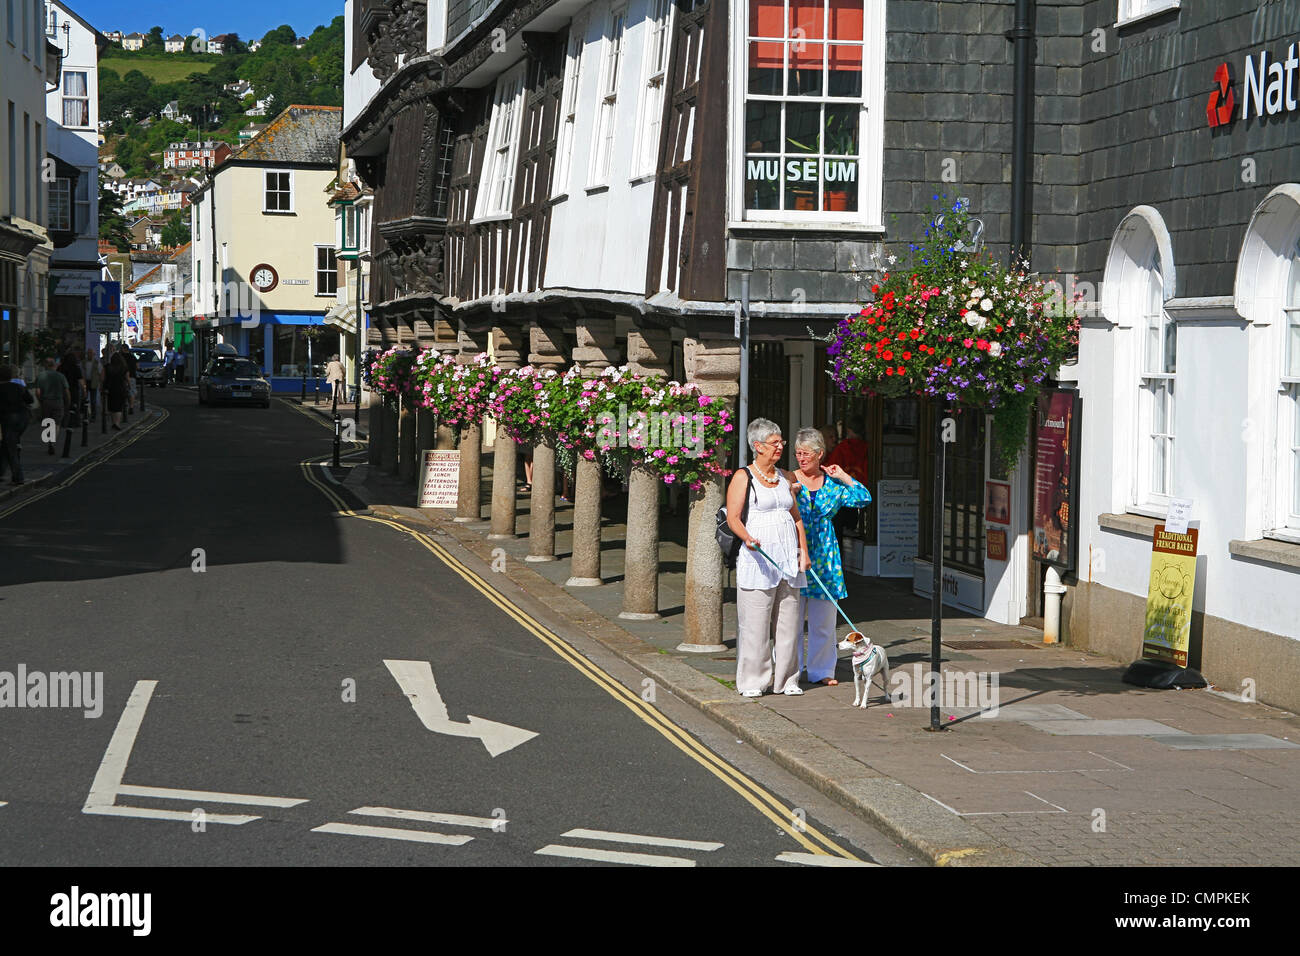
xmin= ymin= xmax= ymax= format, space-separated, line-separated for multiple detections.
xmin=98 ymin=185 xmax=132 ymax=251
xmin=161 ymin=211 xmax=190 ymax=248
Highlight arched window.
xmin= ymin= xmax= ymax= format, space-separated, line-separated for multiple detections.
xmin=1139 ymin=249 xmax=1175 ymax=504
xmin=1282 ymin=243 xmax=1300 ymax=529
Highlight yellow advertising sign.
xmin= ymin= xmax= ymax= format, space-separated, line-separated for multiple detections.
xmin=1142 ymin=525 xmax=1198 ymax=666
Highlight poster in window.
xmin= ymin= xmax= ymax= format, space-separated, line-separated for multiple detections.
xmin=984 ymin=480 xmax=1011 ymax=525
xmin=1031 ymin=388 xmax=1080 ymax=570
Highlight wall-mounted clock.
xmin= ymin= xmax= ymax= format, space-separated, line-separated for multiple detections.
xmin=250 ymin=263 xmax=279 ymax=293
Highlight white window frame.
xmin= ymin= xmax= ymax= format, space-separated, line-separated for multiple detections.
xmin=62 ymin=70 xmax=90 ymax=128
xmin=728 ymin=0 xmax=885 ymax=228
xmin=1277 ymin=245 xmax=1300 ymax=534
xmin=552 ymin=16 xmax=588 ymax=199
xmin=263 ymin=169 xmax=294 ymax=213
xmin=587 ymin=7 xmax=627 ymax=189
xmin=49 ymin=177 xmax=70 ymax=231
xmin=475 ymin=62 xmax=527 ymax=219
xmin=632 ymin=0 xmax=673 ymax=180
xmin=1116 ymin=0 xmax=1180 ymax=29
xmin=1134 ymin=252 xmax=1176 ymax=513
xmin=74 ymin=172 xmax=90 ymax=234
xmin=316 ymin=244 xmax=338 ymax=296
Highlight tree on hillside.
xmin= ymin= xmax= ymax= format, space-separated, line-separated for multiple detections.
xmin=161 ymin=211 xmax=190 ymax=248
xmin=261 ymin=24 xmax=298 ymax=47
xmin=146 ymin=26 xmax=164 ymax=51
xmin=99 ymin=185 xmax=132 ymax=252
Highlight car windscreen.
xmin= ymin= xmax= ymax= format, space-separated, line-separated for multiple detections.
xmin=132 ymin=351 xmax=161 ymax=362
xmin=211 ymin=361 xmax=261 ymax=378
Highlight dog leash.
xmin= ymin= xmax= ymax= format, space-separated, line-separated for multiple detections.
xmin=750 ymin=544 xmax=860 ymax=634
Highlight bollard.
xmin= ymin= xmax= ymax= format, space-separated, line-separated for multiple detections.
xmin=81 ymin=396 xmax=89 ymax=448
xmin=332 ymin=389 xmax=341 ymax=468
xmin=62 ymin=417 xmax=73 ymax=458
xmin=101 ymin=390 xmax=107 ymax=435
xmin=139 ymin=377 xmax=145 ymax=411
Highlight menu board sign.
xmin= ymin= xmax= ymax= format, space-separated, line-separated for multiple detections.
xmin=418 ymin=450 xmax=460 ymax=509
xmin=877 ymin=479 xmax=920 ymax=578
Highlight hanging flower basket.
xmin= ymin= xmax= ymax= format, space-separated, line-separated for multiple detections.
xmin=825 ymin=197 xmax=1080 ymax=471
xmin=368 ymin=347 xmax=418 ymax=401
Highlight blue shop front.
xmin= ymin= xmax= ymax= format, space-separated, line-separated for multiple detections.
xmin=214 ymin=311 xmax=333 ymax=394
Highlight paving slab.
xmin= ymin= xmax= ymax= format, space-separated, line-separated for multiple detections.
xmin=1022 ymin=718 xmax=1186 ymax=736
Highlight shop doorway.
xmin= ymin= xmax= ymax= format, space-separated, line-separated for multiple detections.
xmin=918 ymin=404 xmax=986 ymax=575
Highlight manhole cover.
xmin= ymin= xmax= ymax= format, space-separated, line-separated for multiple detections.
xmin=942 ymin=640 xmax=1039 ymax=650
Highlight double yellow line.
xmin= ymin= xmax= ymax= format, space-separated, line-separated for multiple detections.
xmin=298 ymin=455 xmax=861 ymax=860
xmin=0 ymin=409 xmax=169 ymax=521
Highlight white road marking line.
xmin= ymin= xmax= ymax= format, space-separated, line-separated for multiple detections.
xmin=82 ymin=679 xmax=298 ymax=825
xmin=921 ymin=791 xmax=1068 ymax=817
xmin=350 ymin=806 xmax=503 ymax=829
xmin=560 ymin=828 xmax=723 ymax=851
xmin=776 ymin=852 xmax=879 ymax=867
xmin=85 ymin=805 xmax=260 ymax=825
xmin=1091 ymin=751 xmax=1135 ymax=770
xmin=383 ymin=658 xmax=538 ymax=757
xmin=311 ymin=822 xmax=473 ymax=846
xmin=941 ymin=752 xmax=1130 ymax=774
xmin=1023 ymin=791 xmax=1069 ymax=812
xmin=0 ymin=802 xmax=7 ymax=807
xmin=118 ymin=784 xmax=308 ymax=808
xmin=535 ymin=845 xmax=696 ymax=867
xmin=84 ymin=680 xmax=157 ymax=814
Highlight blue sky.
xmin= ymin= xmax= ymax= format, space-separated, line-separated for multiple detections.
xmin=76 ymin=1 xmax=344 ymax=42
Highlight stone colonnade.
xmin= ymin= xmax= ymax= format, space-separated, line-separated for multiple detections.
xmin=366 ymin=314 xmax=741 ymax=647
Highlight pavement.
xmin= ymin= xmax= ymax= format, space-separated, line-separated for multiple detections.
xmin=348 ymin=445 xmax=1300 ymax=867
xmin=0 ymin=385 xmax=167 ymax=506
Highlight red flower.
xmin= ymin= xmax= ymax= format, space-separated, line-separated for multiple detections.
xmin=902 ymin=351 xmax=912 ymax=360
xmin=944 ymin=357 xmax=953 ymax=366
xmin=995 ymin=325 xmax=1003 ymax=333
xmin=963 ymin=338 xmax=974 ymax=348
xmin=882 ymin=349 xmax=894 ymax=360
xmin=910 ymin=329 xmax=920 ymax=339
xmin=885 ymin=367 xmax=895 ymax=376
xmin=896 ymin=366 xmax=906 ymax=376
xmin=946 ymin=336 xmax=954 ymax=342
xmin=871 ymin=284 xmax=880 ymax=294
xmin=877 ymin=325 xmax=886 ymax=332
xmin=896 ymin=332 xmax=907 ymax=341
xmin=976 ymin=339 xmax=989 ymax=351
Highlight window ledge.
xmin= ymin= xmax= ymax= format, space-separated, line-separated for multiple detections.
xmin=1229 ymin=537 xmax=1300 ymax=571
xmin=1115 ymin=0 xmax=1180 ymax=29
xmin=261 ymin=210 xmax=296 ymax=216
xmin=469 ymin=212 xmax=513 ymax=225
xmin=1098 ymin=512 xmax=1162 ymax=538
xmin=584 ymin=184 xmax=610 ymax=195
xmin=728 ymin=220 xmax=886 ymax=237
xmin=548 ymin=193 xmax=569 ymax=205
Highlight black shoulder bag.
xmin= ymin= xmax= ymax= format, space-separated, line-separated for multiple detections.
xmin=715 ymin=466 xmax=755 ymax=569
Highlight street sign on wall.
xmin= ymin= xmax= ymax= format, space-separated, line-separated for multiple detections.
xmin=89 ymin=280 xmax=121 ymax=316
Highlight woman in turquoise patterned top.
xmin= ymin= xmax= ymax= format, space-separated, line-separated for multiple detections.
xmin=792 ymin=427 xmax=871 ymax=685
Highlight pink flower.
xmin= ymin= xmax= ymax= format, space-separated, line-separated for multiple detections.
xmin=723 ymin=424 xmax=734 ymax=432
xmin=663 ymin=474 xmax=676 ymax=484
xmin=697 ymin=395 xmax=712 ymax=407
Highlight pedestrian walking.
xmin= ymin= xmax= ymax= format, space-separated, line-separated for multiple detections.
xmin=725 ymin=418 xmax=811 ymax=697
xmin=791 ymin=427 xmax=872 ymax=686
xmin=58 ymin=351 xmax=85 ymax=426
xmin=119 ymin=344 xmax=138 ymax=412
xmin=326 ymin=354 xmax=346 ymax=404
xmin=163 ymin=344 xmax=177 ymax=385
xmin=173 ymin=347 xmax=186 ymax=386
xmin=34 ymin=357 xmax=71 ymax=456
xmin=0 ymin=364 xmax=35 ymax=485
xmin=84 ymin=348 xmax=103 ymax=422
xmin=105 ymin=353 xmax=129 ymax=430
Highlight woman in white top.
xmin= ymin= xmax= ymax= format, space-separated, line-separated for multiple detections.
xmin=725 ymin=418 xmax=811 ymax=697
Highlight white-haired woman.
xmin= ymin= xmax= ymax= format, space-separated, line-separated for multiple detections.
xmin=726 ymin=418 xmax=811 ymax=696
xmin=791 ymin=427 xmax=871 ymax=685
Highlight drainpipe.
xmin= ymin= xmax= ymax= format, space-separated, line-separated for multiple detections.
xmin=1008 ymin=0 xmax=1035 ymax=266
xmin=1043 ymin=565 xmax=1066 ymax=644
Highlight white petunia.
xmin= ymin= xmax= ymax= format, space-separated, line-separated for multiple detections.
xmin=981 ymin=298 xmax=993 ymax=311
xmin=988 ymin=342 xmax=1002 ymax=357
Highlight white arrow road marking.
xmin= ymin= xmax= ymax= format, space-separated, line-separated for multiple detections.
xmin=560 ymin=829 xmax=723 ymax=852
xmin=83 ymin=680 xmax=307 ymax=825
xmin=351 ymin=806 xmax=505 ymax=829
xmin=311 ymin=823 xmax=474 ymax=846
xmin=383 ymin=659 xmax=538 ymax=757
xmin=536 ymin=845 xmax=697 ymax=867
xmin=776 ymin=852 xmax=880 ymax=867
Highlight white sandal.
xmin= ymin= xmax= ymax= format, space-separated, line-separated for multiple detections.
xmin=783 ymin=686 xmax=805 ymax=696
xmin=740 ymin=689 xmax=763 ymax=698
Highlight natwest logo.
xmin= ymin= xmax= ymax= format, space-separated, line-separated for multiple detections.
xmin=1225 ymin=41 xmax=1300 ymax=124
xmin=1207 ymin=62 xmax=1234 ymax=127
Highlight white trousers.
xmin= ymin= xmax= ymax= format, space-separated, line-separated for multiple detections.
xmin=736 ymin=579 xmax=802 ymax=694
xmin=800 ymin=595 xmax=839 ymax=683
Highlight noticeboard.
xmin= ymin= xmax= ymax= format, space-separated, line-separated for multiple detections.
xmin=417 ymin=450 xmax=460 ymax=509
xmin=877 ymin=479 xmax=920 ymax=577
xmin=1142 ymin=525 xmax=1199 ymax=667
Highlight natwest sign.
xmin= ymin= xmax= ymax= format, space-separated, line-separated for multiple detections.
xmin=1210 ymin=42 xmax=1300 ymax=127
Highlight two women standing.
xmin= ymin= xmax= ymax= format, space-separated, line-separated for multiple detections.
xmin=726 ymin=420 xmax=870 ymax=696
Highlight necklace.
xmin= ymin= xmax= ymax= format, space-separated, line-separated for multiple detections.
xmin=753 ymin=464 xmax=779 ymax=484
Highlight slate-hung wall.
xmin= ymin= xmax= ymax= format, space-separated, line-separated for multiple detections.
xmin=1076 ymin=0 xmax=1300 ymax=294
xmin=727 ymin=0 xmax=1084 ymax=313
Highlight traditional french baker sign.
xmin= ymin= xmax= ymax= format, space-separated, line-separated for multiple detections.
xmin=417 ymin=450 xmax=460 ymax=509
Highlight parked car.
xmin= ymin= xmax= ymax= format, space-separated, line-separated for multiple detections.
xmin=130 ymin=348 xmax=167 ymax=387
xmin=198 ymin=356 xmax=272 ymax=408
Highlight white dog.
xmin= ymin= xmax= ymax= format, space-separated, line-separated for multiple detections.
xmin=837 ymin=632 xmax=890 ymax=709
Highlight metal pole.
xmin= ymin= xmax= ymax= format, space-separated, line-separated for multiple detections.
xmin=739 ymin=273 xmax=750 ymax=459
xmin=80 ymin=392 xmax=88 ymax=447
xmin=300 ymin=329 xmax=307 ymax=403
xmin=929 ymin=402 xmax=947 ymax=732
xmin=1008 ymin=0 xmax=1035 ymax=267
xmin=332 ymin=387 xmax=341 ymax=468
xmin=355 ymin=259 xmax=363 ymax=418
